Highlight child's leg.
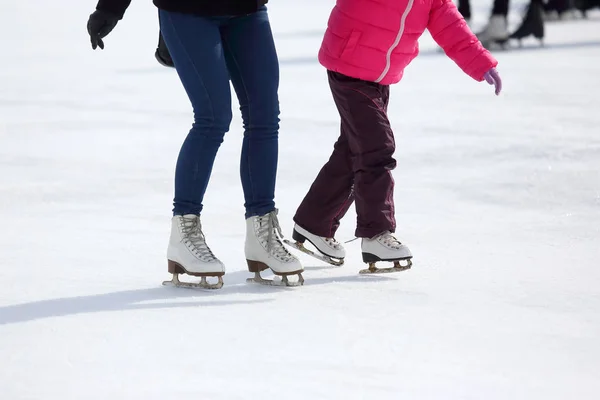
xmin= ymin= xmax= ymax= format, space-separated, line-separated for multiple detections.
xmin=293 ymin=129 xmax=354 ymax=238
xmin=327 ymin=71 xmax=396 ymax=239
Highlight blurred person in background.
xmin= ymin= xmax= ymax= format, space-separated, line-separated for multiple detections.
xmin=458 ymin=0 xmax=545 ymax=47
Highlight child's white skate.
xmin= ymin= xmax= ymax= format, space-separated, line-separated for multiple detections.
xmin=245 ymin=210 xmax=304 ymax=286
xmin=163 ymin=214 xmax=225 ymax=289
xmin=359 ymin=231 xmax=412 ymax=274
xmin=283 ymin=224 xmax=345 ymax=266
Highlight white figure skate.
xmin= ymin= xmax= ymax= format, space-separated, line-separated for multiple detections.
xmin=163 ymin=214 xmax=225 ymax=289
xmin=245 ymin=210 xmax=304 ymax=286
xmin=284 ymin=224 xmax=345 ymax=266
xmin=476 ymin=15 xmax=510 ymax=49
xmin=360 ymin=231 xmax=412 ymax=274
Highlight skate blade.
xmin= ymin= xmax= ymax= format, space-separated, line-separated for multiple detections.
xmin=482 ymin=38 xmax=510 ymax=51
xmin=283 ymin=239 xmax=344 ymax=267
xmin=359 ymin=259 xmax=412 ymax=275
xmin=246 ymin=271 xmax=304 ymax=287
xmin=162 ymin=274 xmax=224 ymax=290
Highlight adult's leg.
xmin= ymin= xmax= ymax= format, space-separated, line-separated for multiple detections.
xmin=476 ymin=0 xmax=511 ymax=46
xmin=159 ymin=10 xmax=232 ymax=216
xmin=219 ymin=7 xmax=303 ymax=276
xmin=491 ymin=0 xmax=510 ymax=16
xmin=510 ymin=0 xmax=545 ymax=41
xmin=220 ymin=7 xmax=280 ymax=218
xmin=457 ymin=0 xmax=472 ymax=21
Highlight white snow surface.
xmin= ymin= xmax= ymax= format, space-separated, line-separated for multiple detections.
xmin=1 ymin=1 xmax=599 ymax=399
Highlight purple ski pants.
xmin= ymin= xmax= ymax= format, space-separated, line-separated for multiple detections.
xmin=294 ymin=70 xmax=397 ymax=239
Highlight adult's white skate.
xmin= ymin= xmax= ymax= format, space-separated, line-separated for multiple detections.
xmin=284 ymin=224 xmax=345 ymax=266
xmin=245 ymin=210 xmax=304 ymax=286
xmin=476 ymin=15 xmax=510 ymax=50
xmin=163 ymin=214 xmax=225 ymax=289
xmin=360 ymin=231 xmax=412 ymax=274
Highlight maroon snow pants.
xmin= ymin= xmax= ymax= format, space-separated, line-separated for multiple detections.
xmin=293 ymin=70 xmax=396 ymax=239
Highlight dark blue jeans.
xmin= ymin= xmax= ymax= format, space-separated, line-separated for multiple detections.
xmin=159 ymin=7 xmax=280 ymax=218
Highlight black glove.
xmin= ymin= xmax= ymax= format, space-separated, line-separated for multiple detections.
xmin=87 ymin=10 xmax=120 ymax=50
xmin=155 ymin=31 xmax=175 ymax=68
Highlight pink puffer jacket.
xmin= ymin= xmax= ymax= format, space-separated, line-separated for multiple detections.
xmin=319 ymin=0 xmax=498 ymax=85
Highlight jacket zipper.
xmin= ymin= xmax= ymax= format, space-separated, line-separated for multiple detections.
xmin=375 ymin=0 xmax=415 ymax=83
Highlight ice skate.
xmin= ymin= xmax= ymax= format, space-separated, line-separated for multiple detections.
xmin=509 ymin=2 xmax=545 ymax=47
xmin=245 ymin=210 xmax=304 ymax=286
xmin=283 ymin=224 xmax=345 ymax=267
xmin=575 ymin=0 xmax=600 ymax=17
xmin=163 ymin=214 xmax=225 ymax=289
xmin=544 ymin=0 xmax=578 ymax=20
xmin=359 ymin=231 xmax=412 ymax=274
xmin=476 ymin=15 xmax=510 ymax=50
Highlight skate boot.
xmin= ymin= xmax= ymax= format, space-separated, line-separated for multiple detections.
xmin=163 ymin=214 xmax=225 ymax=289
xmin=245 ymin=210 xmax=304 ymax=286
xmin=476 ymin=15 xmax=510 ymax=49
xmin=510 ymin=1 xmax=545 ymax=46
xmin=155 ymin=31 xmax=174 ymax=68
xmin=575 ymin=0 xmax=600 ymax=17
xmin=544 ymin=0 xmax=576 ymax=20
xmin=360 ymin=231 xmax=412 ymax=274
xmin=284 ymin=224 xmax=345 ymax=266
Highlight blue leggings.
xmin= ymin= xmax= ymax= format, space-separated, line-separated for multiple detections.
xmin=159 ymin=7 xmax=280 ymax=218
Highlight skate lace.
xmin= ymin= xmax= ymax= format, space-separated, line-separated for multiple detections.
xmin=378 ymin=232 xmax=403 ymax=249
xmin=256 ymin=210 xmax=295 ymax=262
xmin=180 ymin=216 xmax=218 ymax=262
xmin=325 ymin=237 xmax=342 ymax=249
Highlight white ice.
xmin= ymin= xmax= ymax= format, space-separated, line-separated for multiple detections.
xmin=1 ymin=1 xmax=599 ymax=399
